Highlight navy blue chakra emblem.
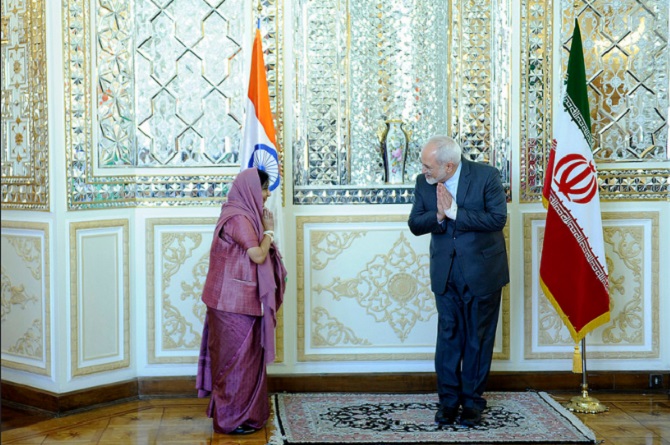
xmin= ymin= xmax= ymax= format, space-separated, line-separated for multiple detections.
xmin=248 ymin=143 xmax=280 ymax=191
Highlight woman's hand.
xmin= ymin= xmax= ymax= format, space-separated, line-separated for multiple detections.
xmin=262 ymin=208 xmax=275 ymax=231
xmin=248 ymin=208 xmax=275 ymax=264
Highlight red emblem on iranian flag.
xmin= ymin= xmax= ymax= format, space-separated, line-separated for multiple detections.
xmin=553 ymin=153 xmax=598 ymax=204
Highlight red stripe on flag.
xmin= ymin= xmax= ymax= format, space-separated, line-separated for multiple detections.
xmin=248 ymin=29 xmax=276 ymax=146
xmin=540 ymin=205 xmax=610 ymax=341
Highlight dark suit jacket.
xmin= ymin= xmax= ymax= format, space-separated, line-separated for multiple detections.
xmin=408 ymin=157 xmax=509 ymax=296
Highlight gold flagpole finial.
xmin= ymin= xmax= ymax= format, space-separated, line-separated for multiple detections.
xmin=257 ymin=0 xmax=262 ymax=14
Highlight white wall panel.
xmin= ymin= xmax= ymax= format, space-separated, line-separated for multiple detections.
xmin=0 ymin=221 xmax=50 ymax=375
xmin=70 ymin=220 xmax=129 ymax=376
xmin=297 ymin=215 xmax=510 ymax=362
xmin=146 ymin=218 xmax=216 ymax=364
xmin=524 ymin=212 xmax=659 ymax=360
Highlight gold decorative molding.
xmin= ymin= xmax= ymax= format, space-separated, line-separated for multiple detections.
xmin=5 ymin=235 xmax=41 ymax=280
xmin=297 ymin=215 xmax=510 ymax=362
xmin=312 ymin=307 xmax=371 ymax=347
xmin=523 ymin=212 xmax=659 ymax=359
xmin=1 ymin=0 xmax=49 ymax=210
xmin=311 ymin=232 xmax=363 ymax=270
xmin=496 ymin=221 xmax=511 ymax=361
xmin=312 ymin=232 xmax=434 ymax=342
xmin=297 ymin=215 xmax=430 ymax=361
xmin=0 ymin=220 xmax=50 ymax=376
xmin=161 ymin=232 xmax=205 ymax=351
xmin=145 ymin=218 xmax=284 ymax=364
xmin=7 ymin=318 xmax=42 ymax=358
xmin=1 ymin=266 xmax=38 ymax=319
xmin=146 ymin=218 xmax=214 ymax=364
xmin=69 ymin=219 xmax=129 ymax=376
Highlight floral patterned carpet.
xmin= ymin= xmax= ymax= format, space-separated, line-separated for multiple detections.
xmin=270 ymin=392 xmax=596 ymax=444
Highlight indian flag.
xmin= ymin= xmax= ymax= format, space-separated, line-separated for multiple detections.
xmin=540 ymin=19 xmax=610 ymax=343
xmin=239 ymin=27 xmax=280 ymax=192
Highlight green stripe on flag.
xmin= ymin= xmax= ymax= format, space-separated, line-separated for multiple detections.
xmin=564 ymin=19 xmax=594 ymax=149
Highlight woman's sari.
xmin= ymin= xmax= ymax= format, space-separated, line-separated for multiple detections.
xmin=196 ymin=309 xmax=268 ymax=433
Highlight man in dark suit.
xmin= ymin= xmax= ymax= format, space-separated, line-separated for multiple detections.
xmin=408 ymin=135 xmax=509 ymax=427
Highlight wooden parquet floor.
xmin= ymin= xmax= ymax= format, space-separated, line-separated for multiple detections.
xmin=1 ymin=392 xmax=668 ymax=444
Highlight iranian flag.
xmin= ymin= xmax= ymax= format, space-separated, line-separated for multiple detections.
xmin=540 ymin=19 xmax=610 ymax=343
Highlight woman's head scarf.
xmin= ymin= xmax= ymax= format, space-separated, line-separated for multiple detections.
xmin=218 ymin=167 xmax=264 ymax=239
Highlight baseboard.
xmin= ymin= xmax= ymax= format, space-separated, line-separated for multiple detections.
xmin=2 ymin=371 xmax=667 ymax=415
xmin=0 ymin=379 xmax=138 ymax=413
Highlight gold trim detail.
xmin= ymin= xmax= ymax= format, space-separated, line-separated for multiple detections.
xmin=160 ymin=232 xmax=205 ymax=350
xmin=312 ymin=307 xmax=371 ymax=347
xmin=145 ymin=217 xmax=285 ymax=364
xmin=62 ymin=0 xmax=283 ymax=209
xmin=1 ymin=0 xmax=49 ymax=210
xmin=1 ymin=266 xmax=38 ymax=319
xmin=0 ymin=220 xmax=51 ymax=376
xmin=311 ymin=232 xmax=363 ymax=270
xmin=312 ymin=232 xmax=434 ymax=342
xmin=70 ymin=219 xmax=130 ymax=376
xmin=523 ymin=212 xmax=659 ymax=359
xmin=297 ymin=215 xmax=510 ymax=362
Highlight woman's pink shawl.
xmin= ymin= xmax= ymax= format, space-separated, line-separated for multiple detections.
xmin=215 ymin=168 xmax=286 ymax=363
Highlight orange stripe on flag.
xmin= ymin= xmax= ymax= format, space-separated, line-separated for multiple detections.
xmin=248 ymin=29 xmax=276 ymax=147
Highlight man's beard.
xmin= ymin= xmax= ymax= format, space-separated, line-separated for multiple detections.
xmin=425 ymin=177 xmax=438 ymax=185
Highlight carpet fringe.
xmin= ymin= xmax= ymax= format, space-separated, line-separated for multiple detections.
xmin=537 ymin=391 xmax=597 ymax=443
xmin=268 ymin=394 xmax=286 ymax=445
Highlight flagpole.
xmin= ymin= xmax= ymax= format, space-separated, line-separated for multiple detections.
xmin=564 ymin=338 xmax=608 ymax=413
xmin=257 ymin=0 xmax=262 ymax=28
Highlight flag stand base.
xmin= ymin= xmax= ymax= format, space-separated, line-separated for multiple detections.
xmin=564 ymin=385 xmax=608 ymax=414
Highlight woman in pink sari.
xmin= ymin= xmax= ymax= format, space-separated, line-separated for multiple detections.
xmin=196 ymin=168 xmax=287 ymax=435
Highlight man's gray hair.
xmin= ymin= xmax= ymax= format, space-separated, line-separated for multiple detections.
xmin=425 ymin=135 xmax=462 ymax=166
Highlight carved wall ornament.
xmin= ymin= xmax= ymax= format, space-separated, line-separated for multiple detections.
xmin=312 ymin=307 xmax=372 ymax=347
xmin=313 ymin=232 xmax=434 ymax=343
xmin=161 ymin=232 xmax=204 ymax=350
xmin=0 ymin=220 xmax=50 ymax=375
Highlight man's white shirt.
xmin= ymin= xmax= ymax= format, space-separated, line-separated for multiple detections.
xmin=443 ymin=162 xmax=461 ymax=220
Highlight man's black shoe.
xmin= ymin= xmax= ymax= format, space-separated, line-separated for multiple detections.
xmin=460 ymin=407 xmax=482 ymax=427
xmin=435 ymin=406 xmax=458 ymax=425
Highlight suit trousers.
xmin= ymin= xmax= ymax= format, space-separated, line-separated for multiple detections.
xmin=435 ymin=254 xmax=502 ymax=411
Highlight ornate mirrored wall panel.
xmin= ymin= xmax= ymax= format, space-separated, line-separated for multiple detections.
xmin=1 ymin=0 xmax=49 ymax=210
xmin=520 ymin=0 xmax=669 ymax=202
xmin=524 ymin=212 xmax=659 ymax=360
xmin=1 ymin=221 xmax=51 ymax=376
xmin=292 ymin=0 xmax=511 ymax=205
xmin=63 ymin=0 xmax=282 ymax=209
xmin=296 ymin=216 xmax=510 ymax=361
